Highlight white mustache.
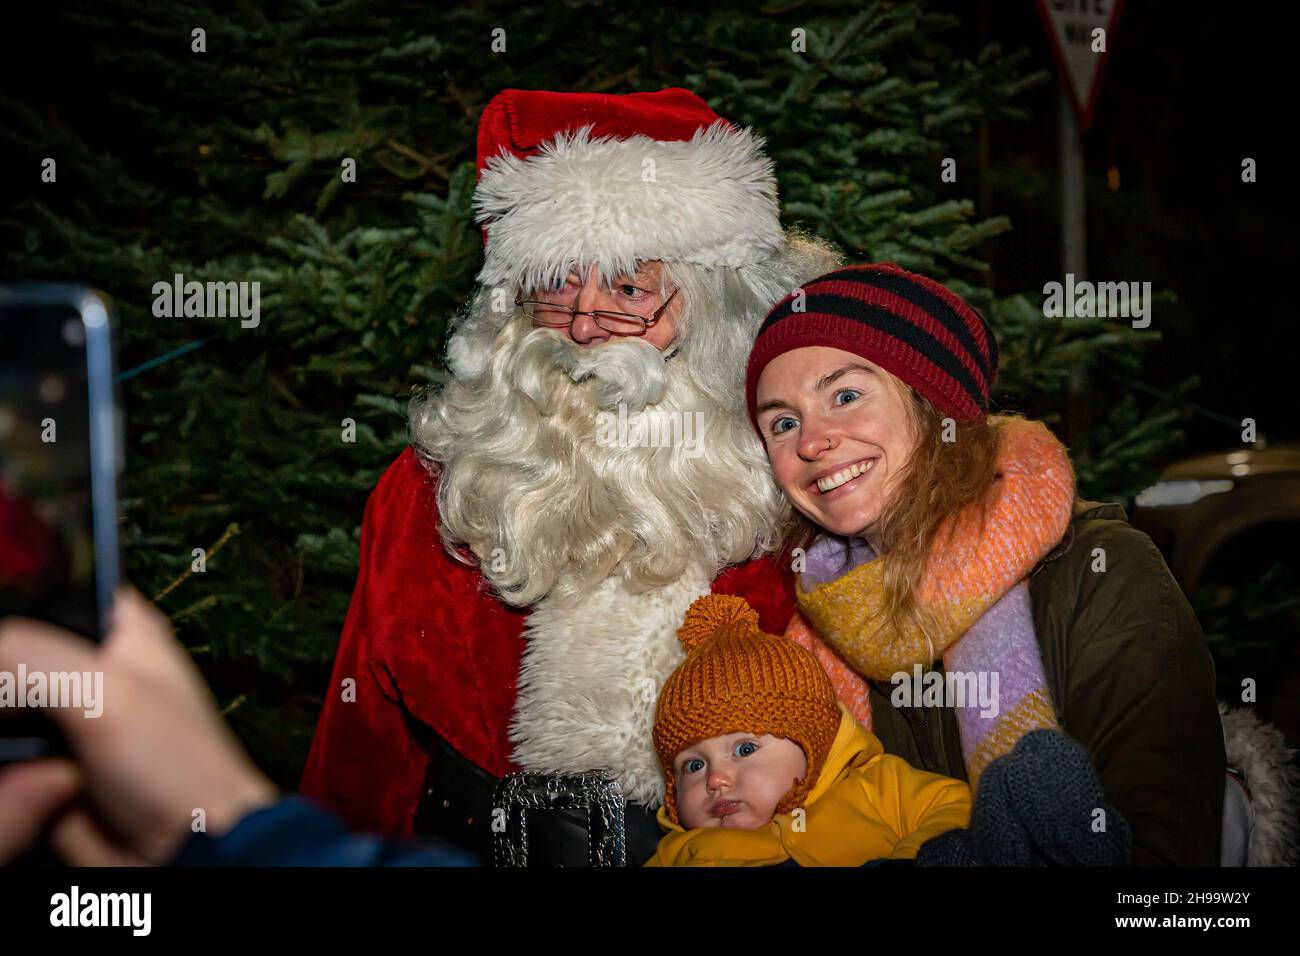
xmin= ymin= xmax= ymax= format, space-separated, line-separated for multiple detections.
xmin=514 ymin=327 xmax=669 ymax=413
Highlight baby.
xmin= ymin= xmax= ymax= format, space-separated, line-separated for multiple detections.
xmin=644 ymin=593 xmax=970 ymax=867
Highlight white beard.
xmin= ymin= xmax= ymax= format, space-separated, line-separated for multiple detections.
xmin=414 ymin=311 xmax=794 ymax=804
xmin=509 ymin=560 xmax=714 ymax=807
xmin=417 ymin=319 xmax=787 ymax=609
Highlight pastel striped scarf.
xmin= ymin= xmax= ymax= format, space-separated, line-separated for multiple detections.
xmin=788 ymin=418 xmax=1075 ymax=787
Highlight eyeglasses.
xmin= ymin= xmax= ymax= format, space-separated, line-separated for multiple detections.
xmin=514 ymin=288 xmax=680 ymax=337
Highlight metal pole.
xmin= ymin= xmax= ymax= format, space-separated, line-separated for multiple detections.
xmin=977 ymin=0 xmax=994 ymax=290
xmin=1059 ymin=87 xmax=1090 ymax=445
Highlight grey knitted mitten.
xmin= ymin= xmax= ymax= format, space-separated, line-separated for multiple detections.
xmin=916 ymin=729 xmax=1133 ymax=866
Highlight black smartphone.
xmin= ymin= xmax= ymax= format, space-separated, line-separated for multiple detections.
xmin=0 ymin=284 xmax=123 ymax=762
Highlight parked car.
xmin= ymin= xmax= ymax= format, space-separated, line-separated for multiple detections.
xmin=1131 ymin=441 xmax=1300 ymax=751
xmin=1131 ymin=442 xmax=1300 ymax=596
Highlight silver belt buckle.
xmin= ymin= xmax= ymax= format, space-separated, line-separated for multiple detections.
xmin=491 ymin=770 xmax=627 ymax=867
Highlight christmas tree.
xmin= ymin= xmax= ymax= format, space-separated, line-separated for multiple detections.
xmin=1 ymin=0 xmax=1194 ymax=786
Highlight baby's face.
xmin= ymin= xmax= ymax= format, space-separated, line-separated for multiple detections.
xmin=673 ymin=732 xmax=807 ymax=830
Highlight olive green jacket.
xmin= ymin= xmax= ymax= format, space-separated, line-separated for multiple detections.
xmin=865 ymin=500 xmax=1226 ymax=865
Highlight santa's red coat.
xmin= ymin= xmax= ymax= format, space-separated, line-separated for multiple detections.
xmin=298 ymin=446 xmax=797 ymax=837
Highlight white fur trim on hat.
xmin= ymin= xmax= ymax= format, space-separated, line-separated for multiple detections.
xmin=472 ymin=121 xmax=783 ymax=294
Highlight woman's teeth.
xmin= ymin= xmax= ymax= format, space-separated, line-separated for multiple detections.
xmin=816 ymin=459 xmax=875 ymax=493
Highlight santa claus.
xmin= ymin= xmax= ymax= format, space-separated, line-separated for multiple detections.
xmin=299 ymin=87 xmax=841 ymax=864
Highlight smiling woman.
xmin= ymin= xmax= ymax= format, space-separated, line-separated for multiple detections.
xmin=741 ymin=261 xmax=1228 ymax=866
xmin=747 ymin=271 xmax=1004 ymax=635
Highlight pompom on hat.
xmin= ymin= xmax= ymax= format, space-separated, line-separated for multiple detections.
xmin=653 ymin=594 xmax=841 ymax=826
xmin=472 ymin=88 xmax=784 ymax=295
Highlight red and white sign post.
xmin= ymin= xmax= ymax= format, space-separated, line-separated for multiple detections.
xmin=1035 ymin=0 xmax=1127 ymax=133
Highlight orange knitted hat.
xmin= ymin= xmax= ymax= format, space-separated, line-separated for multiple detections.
xmin=653 ymin=594 xmax=841 ymax=826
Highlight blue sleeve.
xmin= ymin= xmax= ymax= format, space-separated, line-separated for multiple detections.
xmin=170 ymin=796 xmax=481 ymax=867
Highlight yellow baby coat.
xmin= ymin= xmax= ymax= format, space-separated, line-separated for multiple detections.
xmin=644 ymin=703 xmax=971 ymax=867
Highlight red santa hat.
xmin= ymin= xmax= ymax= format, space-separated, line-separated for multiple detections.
xmin=472 ymin=88 xmax=784 ymax=294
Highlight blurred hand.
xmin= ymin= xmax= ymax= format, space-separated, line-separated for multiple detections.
xmin=0 ymin=586 xmax=278 ymax=865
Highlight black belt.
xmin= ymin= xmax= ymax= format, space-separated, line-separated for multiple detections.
xmin=413 ymin=731 xmax=664 ymax=866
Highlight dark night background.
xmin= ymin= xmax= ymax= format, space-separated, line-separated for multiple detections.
xmin=2 ymin=1 xmax=1296 ymax=782
xmin=943 ymin=0 xmax=1295 ymax=450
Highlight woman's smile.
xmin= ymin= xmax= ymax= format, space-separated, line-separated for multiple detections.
xmin=809 ymin=456 xmax=879 ymax=497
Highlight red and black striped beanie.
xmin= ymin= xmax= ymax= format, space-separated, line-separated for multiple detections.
xmin=745 ymin=262 xmax=998 ymax=429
